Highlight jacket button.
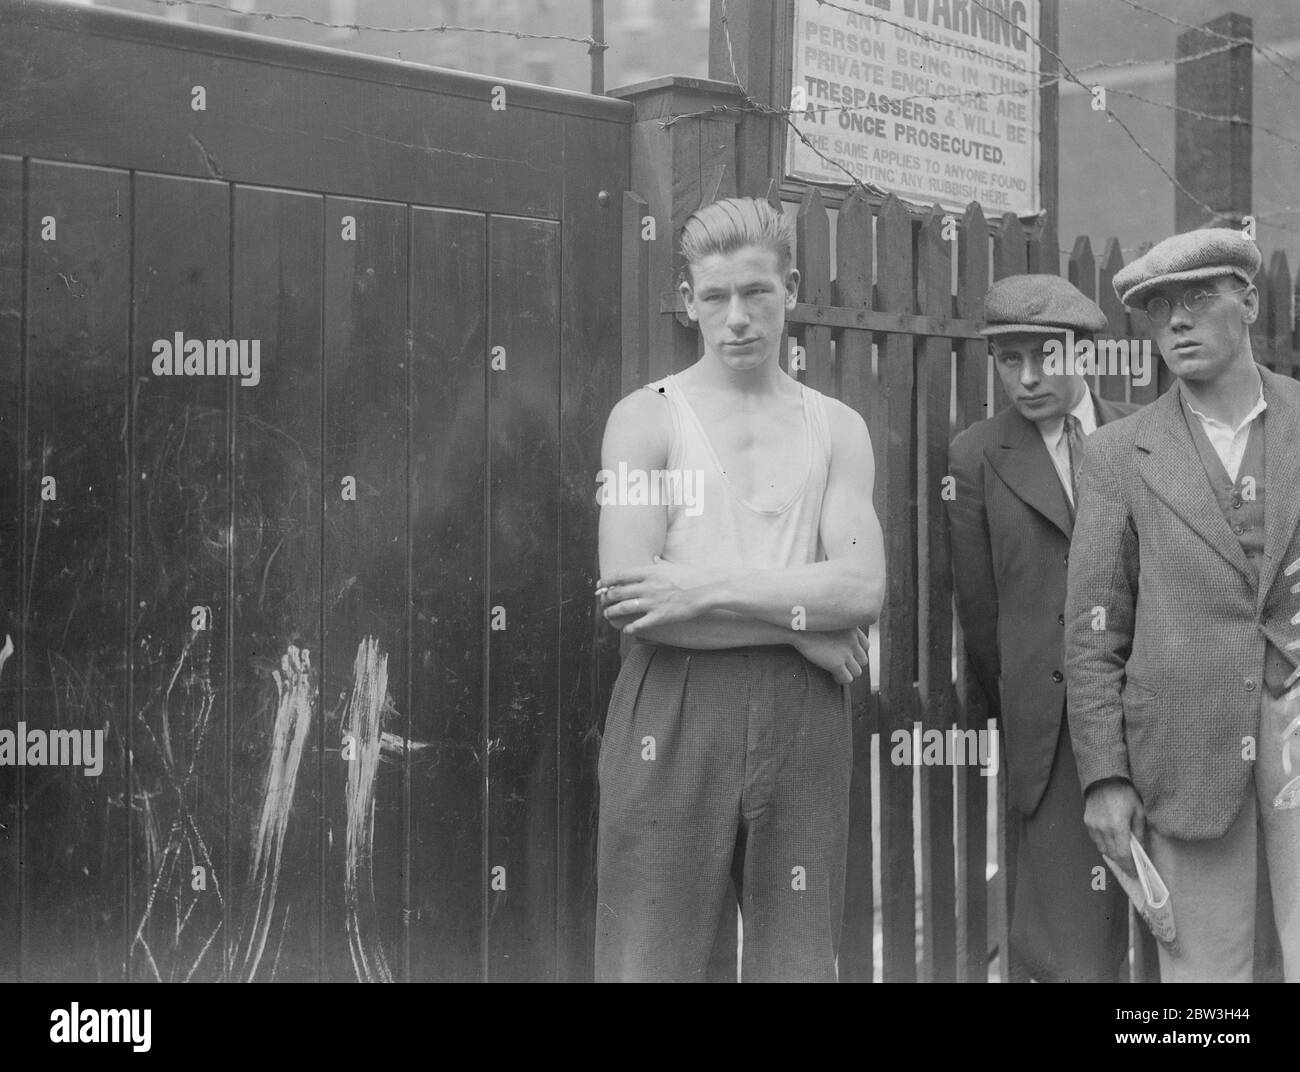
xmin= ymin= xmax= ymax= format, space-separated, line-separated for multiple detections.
xmin=1057 ymin=613 xmax=1065 ymax=625
xmin=1052 ymin=670 xmax=1064 ymax=683
xmin=1245 ymin=679 xmax=1256 ymax=692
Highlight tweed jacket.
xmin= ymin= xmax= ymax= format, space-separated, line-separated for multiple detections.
xmin=1065 ymin=364 xmax=1300 ymax=839
xmin=947 ymin=391 xmax=1137 ymax=816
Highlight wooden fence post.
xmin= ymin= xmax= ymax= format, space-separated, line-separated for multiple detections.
xmin=955 ymin=202 xmax=991 ymax=983
xmin=834 ymin=189 xmax=877 ymax=983
xmin=708 ymin=0 xmax=788 ymax=203
xmin=875 ymin=195 xmax=918 ymax=983
xmin=608 ymin=75 xmax=745 ymax=381
xmin=1175 ymin=13 xmax=1252 ymax=231
xmin=917 ymin=204 xmax=957 ymax=983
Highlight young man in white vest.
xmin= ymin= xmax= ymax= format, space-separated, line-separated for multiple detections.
xmin=594 ymin=197 xmax=884 ymax=982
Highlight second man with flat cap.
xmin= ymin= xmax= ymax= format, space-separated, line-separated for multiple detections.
xmin=946 ymin=274 xmax=1136 ymax=981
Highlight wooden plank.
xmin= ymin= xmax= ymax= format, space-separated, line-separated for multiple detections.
xmin=954 ymin=200 xmax=990 ymax=982
xmin=874 ymin=195 xmax=917 ymax=982
xmin=486 ymin=216 xmax=561 ymax=982
xmin=0 ymin=1 xmax=628 ymax=124
xmin=622 ymin=191 xmax=650 ymax=398
xmin=1267 ymin=251 xmax=1293 ymax=376
xmin=955 ymin=204 xmax=992 ymax=427
xmin=1098 ymin=238 xmax=1128 ymax=340
xmin=408 ymin=206 xmax=487 ymax=984
xmin=916 ymin=205 xmax=956 ymax=984
xmin=1253 ymin=257 xmax=1274 ymax=372
xmin=321 ymin=196 xmax=408 ymax=982
xmin=990 ymin=211 xmax=1027 ymax=977
xmin=1038 ymin=0 xmax=1061 ymax=261
xmin=129 ymin=172 xmax=230 ymax=982
xmin=796 ymin=187 xmax=833 ymax=394
xmin=19 ymin=161 xmax=131 ymax=982
xmin=1097 ymin=238 xmax=1134 ymax=402
xmin=993 ymin=212 xmax=1027 ymax=461
xmin=1067 ymin=236 xmax=1096 ymax=300
xmin=228 ymin=184 xmax=323 ymax=982
xmin=1070 ymin=235 xmax=1118 ymax=400
xmin=709 ymin=0 xmax=783 ymax=199
xmin=832 ymin=187 xmax=875 ymax=982
xmin=1027 ymin=217 xmax=1058 ymax=276
xmin=0 ymin=9 xmax=630 ymax=219
xmin=0 ymin=154 xmax=22 ymax=983
xmin=994 ymin=213 xmax=1029 ymax=280
xmin=557 ymin=116 xmax=626 ymax=982
xmin=1293 ymin=273 xmax=1300 ymax=378
xmin=1109 ymin=245 xmax=1159 ymax=408
xmin=660 ymin=293 xmax=986 ymax=339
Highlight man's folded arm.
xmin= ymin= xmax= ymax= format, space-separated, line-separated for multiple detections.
xmin=598 ymin=390 xmax=805 ymax=650
xmin=944 ymin=436 xmax=1003 ymax=721
xmin=684 ymin=401 xmax=885 ymax=631
xmin=1065 ymin=432 xmax=1139 ymax=795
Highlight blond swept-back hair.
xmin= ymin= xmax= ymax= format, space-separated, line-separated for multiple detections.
xmin=678 ymin=197 xmax=794 ymax=285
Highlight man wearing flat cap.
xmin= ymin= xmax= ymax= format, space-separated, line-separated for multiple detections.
xmin=1066 ymin=228 xmax=1300 ymax=981
xmin=946 ymin=274 xmax=1136 ymax=982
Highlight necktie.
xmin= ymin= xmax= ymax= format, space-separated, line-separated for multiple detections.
xmin=1064 ymin=413 xmax=1085 ymax=508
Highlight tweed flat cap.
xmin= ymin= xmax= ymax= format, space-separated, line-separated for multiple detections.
xmin=979 ymin=274 xmax=1108 ymax=336
xmin=1112 ymin=227 xmax=1261 ymax=307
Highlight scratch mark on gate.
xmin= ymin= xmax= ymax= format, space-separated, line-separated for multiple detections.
xmin=342 ymin=635 xmax=394 ymax=983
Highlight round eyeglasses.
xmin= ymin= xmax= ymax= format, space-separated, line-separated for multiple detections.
xmin=1143 ymin=285 xmax=1251 ymax=326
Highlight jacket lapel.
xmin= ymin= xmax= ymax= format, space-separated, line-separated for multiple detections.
xmin=985 ymin=406 xmax=1072 ymax=539
xmin=1258 ymin=367 xmax=1300 ymax=605
xmin=1135 ymin=383 xmax=1253 ymax=580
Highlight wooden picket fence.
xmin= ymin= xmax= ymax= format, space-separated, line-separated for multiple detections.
xmin=623 ymin=181 xmax=1300 ymax=982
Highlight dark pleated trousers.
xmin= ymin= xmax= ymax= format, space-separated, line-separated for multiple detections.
xmin=596 ymin=642 xmax=851 ymax=982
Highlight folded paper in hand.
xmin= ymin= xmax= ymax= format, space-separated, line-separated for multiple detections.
xmin=1103 ymin=835 xmax=1179 ymax=957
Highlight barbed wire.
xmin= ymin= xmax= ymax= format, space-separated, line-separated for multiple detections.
xmin=134 ymin=0 xmax=1300 ymax=238
xmin=1106 ymin=86 xmax=1300 ymax=153
xmin=675 ymin=0 xmax=1300 ymax=155
xmin=721 ymin=0 xmax=890 ymax=199
xmin=667 ymin=76 xmax=1300 ymax=156
xmin=698 ymin=0 xmax=1300 ymax=241
xmin=965 ymin=0 xmax=1300 ymax=237
xmin=1109 ymin=0 xmax=1300 ymax=89
xmin=133 ymin=0 xmax=609 ymax=49
xmin=1077 ymin=38 xmax=1243 ymax=73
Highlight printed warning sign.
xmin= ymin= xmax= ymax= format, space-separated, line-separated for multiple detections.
xmin=786 ymin=0 xmax=1041 ymax=216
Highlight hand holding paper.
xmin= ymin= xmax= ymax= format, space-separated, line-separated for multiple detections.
xmin=1103 ymin=835 xmax=1179 ymax=957
xmin=1084 ymin=778 xmax=1145 ymax=875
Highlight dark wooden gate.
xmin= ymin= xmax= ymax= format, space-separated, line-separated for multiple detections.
xmin=0 ymin=0 xmax=627 ymax=982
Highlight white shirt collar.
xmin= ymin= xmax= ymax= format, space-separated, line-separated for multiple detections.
xmin=1039 ymin=386 xmax=1097 ymax=451
xmin=1183 ymin=377 xmax=1267 ymax=435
